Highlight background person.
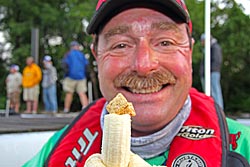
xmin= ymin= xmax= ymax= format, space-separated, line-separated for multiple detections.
xmin=22 ymin=56 xmax=42 ymax=114
xmin=199 ymin=33 xmax=224 ymax=110
xmin=41 ymin=55 xmax=58 ymax=113
xmin=23 ymin=0 xmax=250 ymax=166
xmin=5 ymin=64 xmax=22 ymax=113
xmin=62 ymin=41 xmax=89 ymax=113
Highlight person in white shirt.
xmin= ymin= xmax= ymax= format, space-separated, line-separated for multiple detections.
xmin=5 ymin=64 xmax=22 ymax=113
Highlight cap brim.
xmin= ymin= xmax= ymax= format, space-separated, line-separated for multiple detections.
xmin=87 ymin=0 xmax=189 ymax=34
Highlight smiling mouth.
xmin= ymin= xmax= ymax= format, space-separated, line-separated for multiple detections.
xmin=123 ymin=84 xmax=170 ymax=94
xmin=114 ymin=71 xmax=176 ymax=94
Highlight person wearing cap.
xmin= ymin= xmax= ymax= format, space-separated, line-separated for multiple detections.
xmin=23 ymin=0 xmax=250 ymax=167
xmin=22 ymin=56 xmax=42 ymax=114
xmin=61 ymin=41 xmax=89 ymax=113
xmin=199 ymin=33 xmax=224 ymax=110
xmin=41 ymin=55 xmax=58 ymax=113
xmin=5 ymin=64 xmax=22 ymax=113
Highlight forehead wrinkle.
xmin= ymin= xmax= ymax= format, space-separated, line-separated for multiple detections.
xmin=104 ymin=25 xmax=130 ymax=40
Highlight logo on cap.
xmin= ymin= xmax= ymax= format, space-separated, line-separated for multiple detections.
xmin=96 ymin=0 xmax=106 ymax=10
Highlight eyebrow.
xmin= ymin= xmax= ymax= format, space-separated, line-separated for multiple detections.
xmin=152 ymin=22 xmax=183 ymax=39
xmin=152 ymin=22 xmax=181 ymax=33
xmin=104 ymin=25 xmax=129 ymax=40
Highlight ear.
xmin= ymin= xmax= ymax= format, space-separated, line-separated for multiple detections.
xmin=90 ymin=43 xmax=98 ymax=60
xmin=188 ymin=38 xmax=195 ymax=66
xmin=192 ymin=37 xmax=195 ymax=46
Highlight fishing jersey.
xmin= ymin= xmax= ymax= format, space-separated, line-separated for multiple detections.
xmin=23 ymin=88 xmax=250 ymax=167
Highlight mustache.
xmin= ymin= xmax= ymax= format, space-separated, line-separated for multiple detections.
xmin=114 ymin=71 xmax=176 ymax=90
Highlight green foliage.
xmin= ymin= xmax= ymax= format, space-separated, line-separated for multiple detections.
xmin=211 ymin=0 xmax=250 ymax=113
xmin=0 ymin=58 xmax=8 ymax=109
xmin=185 ymin=0 xmax=205 ymax=92
xmin=0 ymin=0 xmax=98 ymax=111
xmin=0 ymin=0 xmax=250 ymax=113
xmin=187 ymin=0 xmax=250 ymax=113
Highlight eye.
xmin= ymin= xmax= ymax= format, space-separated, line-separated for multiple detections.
xmin=160 ymin=41 xmax=173 ymax=46
xmin=113 ymin=43 xmax=127 ymax=49
xmin=152 ymin=38 xmax=178 ymax=53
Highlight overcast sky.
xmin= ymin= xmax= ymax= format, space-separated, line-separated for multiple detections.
xmin=235 ymin=0 xmax=250 ymax=15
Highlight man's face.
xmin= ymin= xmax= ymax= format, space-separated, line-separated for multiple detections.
xmin=10 ymin=68 xmax=15 ymax=73
xmin=92 ymin=8 xmax=193 ymax=135
xmin=26 ymin=57 xmax=33 ymax=65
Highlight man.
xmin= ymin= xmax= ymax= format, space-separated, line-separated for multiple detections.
xmin=5 ymin=64 xmax=22 ymax=113
xmin=62 ymin=41 xmax=89 ymax=113
xmin=42 ymin=55 xmax=58 ymax=113
xmin=23 ymin=0 xmax=250 ymax=166
xmin=22 ymin=57 xmax=42 ymax=114
xmin=200 ymin=33 xmax=224 ymax=110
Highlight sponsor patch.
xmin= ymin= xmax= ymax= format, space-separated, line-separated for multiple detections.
xmin=177 ymin=125 xmax=215 ymax=140
xmin=172 ymin=153 xmax=207 ymax=167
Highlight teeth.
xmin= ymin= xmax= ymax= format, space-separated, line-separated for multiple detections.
xmin=128 ymin=85 xmax=163 ymax=94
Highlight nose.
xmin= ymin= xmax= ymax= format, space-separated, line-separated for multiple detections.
xmin=132 ymin=39 xmax=159 ymax=75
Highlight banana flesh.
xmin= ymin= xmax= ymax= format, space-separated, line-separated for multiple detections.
xmin=102 ymin=114 xmax=131 ymax=167
xmin=84 ymin=93 xmax=166 ymax=167
xmin=85 ymin=154 xmax=105 ymax=167
xmin=129 ymin=152 xmax=152 ymax=167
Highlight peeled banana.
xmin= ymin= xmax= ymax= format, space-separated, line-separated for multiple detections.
xmin=84 ymin=93 xmax=166 ymax=167
xmin=85 ymin=154 xmax=105 ymax=167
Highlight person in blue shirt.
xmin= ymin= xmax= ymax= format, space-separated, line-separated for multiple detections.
xmin=62 ymin=41 xmax=89 ymax=113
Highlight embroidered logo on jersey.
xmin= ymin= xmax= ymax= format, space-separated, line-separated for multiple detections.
xmin=172 ymin=153 xmax=207 ymax=167
xmin=65 ymin=128 xmax=98 ymax=167
xmin=177 ymin=125 xmax=215 ymax=140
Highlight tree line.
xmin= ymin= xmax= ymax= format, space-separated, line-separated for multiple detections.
xmin=0 ymin=0 xmax=250 ymax=114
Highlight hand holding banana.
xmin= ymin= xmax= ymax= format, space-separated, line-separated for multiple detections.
xmin=84 ymin=93 xmax=165 ymax=167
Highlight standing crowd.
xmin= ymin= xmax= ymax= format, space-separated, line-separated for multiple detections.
xmin=5 ymin=41 xmax=89 ymax=114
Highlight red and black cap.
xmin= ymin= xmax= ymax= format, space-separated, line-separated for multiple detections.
xmin=87 ymin=0 xmax=192 ymax=34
